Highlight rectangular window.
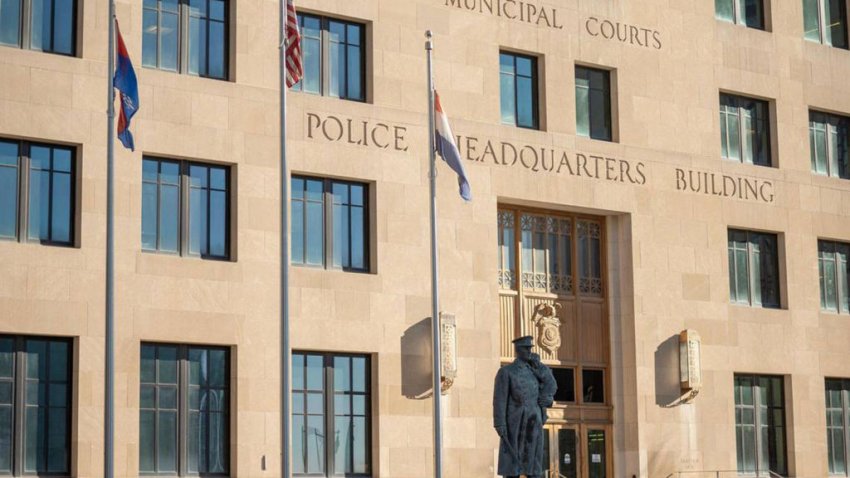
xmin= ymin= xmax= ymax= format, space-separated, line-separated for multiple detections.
xmin=551 ymin=367 xmax=575 ymax=403
xmin=720 ymin=94 xmax=771 ymax=166
xmin=292 ymin=352 xmax=371 ymax=477
xmin=291 ymin=14 xmax=365 ymax=102
xmin=826 ymin=378 xmax=850 ymax=476
xmin=0 ymin=336 xmax=72 ymax=476
xmin=0 ymin=0 xmax=76 ymax=55
xmin=582 ymin=368 xmax=605 ymax=404
xmin=143 ymin=0 xmax=229 ymax=79
xmin=0 ymin=139 xmax=76 ymax=246
xmin=575 ymin=66 xmax=612 ymax=141
xmin=804 ymin=0 xmax=848 ymax=48
xmin=291 ymin=176 xmax=369 ymax=272
xmin=715 ymin=0 xmax=765 ymax=29
xmin=141 ymin=157 xmax=231 ymax=260
xmin=140 ymin=343 xmax=229 ymax=476
xmin=810 ymin=110 xmax=850 ymax=179
xmin=734 ymin=375 xmax=787 ymax=476
xmin=819 ymin=240 xmax=850 ymax=314
xmin=500 ymin=51 xmax=539 ymax=129
xmin=727 ymin=229 xmax=781 ymax=308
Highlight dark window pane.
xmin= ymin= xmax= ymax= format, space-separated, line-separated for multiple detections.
xmin=142 ymin=9 xmax=158 ymax=67
xmin=158 ymin=411 xmax=178 ymax=472
xmin=552 ymin=368 xmax=575 ymax=402
xmin=0 ymin=141 xmax=19 ymax=239
xmin=160 ymin=11 xmax=179 ymax=71
xmin=208 ymin=20 xmax=226 ymax=79
xmin=27 ymin=169 xmax=48 ymax=241
xmin=50 ymin=172 xmax=71 ymax=243
xmin=825 ymin=0 xmax=848 ymax=48
xmin=582 ymin=369 xmax=604 ymax=403
xmin=29 ymin=0 xmax=51 ymax=51
xmin=52 ymin=0 xmax=74 ymax=54
xmin=0 ymin=0 xmax=22 ymax=47
xmin=188 ymin=15 xmax=203 ymax=75
xmin=804 ymin=0 xmax=822 ymax=41
xmin=160 ymin=181 xmax=179 ymax=253
xmin=209 ymin=190 xmax=227 ymax=257
xmin=516 ymin=75 xmax=534 ymax=128
xmin=716 ymin=0 xmax=734 ymax=22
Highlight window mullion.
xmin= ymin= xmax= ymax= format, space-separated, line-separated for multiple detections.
xmin=178 ymin=0 xmax=187 ymax=74
xmin=324 ymin=180 xmax=332 ymax=269
xmin=325 ymin=355 xmax=334 ymax=476
xmin=738 ymin=105 xmax=747 ymax=164
xmin=321 ymin=20 xmax=329 ymax=97
xmin=180 ymin=162 xmax=189 ymax=257
xmin=13 ymin=339 xmax=23 ymax=476
xmin=179 ymin=346 xmax=188 ymax=476
xmin=18 ymin=144 xmax=28 ymax=243
xmin=843 ymin=385 xmax=850 ymax=475
xmin=21 ymin=0 xmax=31 ymax=50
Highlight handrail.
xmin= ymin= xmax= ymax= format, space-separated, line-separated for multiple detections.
xmin=664 ymin=471 xmax=785 ymax=478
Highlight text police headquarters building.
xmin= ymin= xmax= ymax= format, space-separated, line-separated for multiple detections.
xmin=1 ymin=0 xmax=850 ymax=476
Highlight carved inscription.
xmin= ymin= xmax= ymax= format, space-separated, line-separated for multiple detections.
xmin=675 ymin=168 xmax=775 ymax=203
xmin=585 ymin=17 xmax=662 ymax=49
xmin=444 ymin=0 xmax=564 ymax=29
xmin=306 ymin=112 xmax=409 ymax=152
xmin=454 ymin=134 xmax=647 ymax=185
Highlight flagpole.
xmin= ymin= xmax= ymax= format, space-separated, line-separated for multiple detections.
xmin=104 ymin=1 xmax=116 ymax=477
xmin=279 ymin=1 xmax=292 ymax=477
xmin=425 ymin=30 xmax=444 ymax=478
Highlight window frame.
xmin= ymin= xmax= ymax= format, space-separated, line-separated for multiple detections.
xmin=499 ymin=51 xmax=540 ymax=130
xmin=291 ymin=352 xmax=372 ymax=478
xmin=139 ymin=342 xmax=231 ymax=477
xmin=0 ymin=0 xmax=78 ymax=56
xmin=727 ymin=229 xmax=781 ymax=309
xmin=142 ymin=0 xmax=230 ymax=80
xmin=141 ymin=156 xmax=232 ymax=261
xmin=291 ymin=175 xmax=370 ymax=273
xmin=575 ymin=65 xmax=613 ymax=142
xmin=0 ymin=138 xmax=77 ymax=247
xmin=810 ymin=110 xmax=850 ymax=179
xmin=719 ymin=93 xmax=772 ymax=167
xmin=804 ymin=0 xmax=849 ymax=48
xmin=0 ymin=335 xmax=73 ymax=477
xmin=819 ymin=240 xmax=850 ymax=314
xmin=291 ymin=13 xmax=367 ymax=103
xmin=734 ymin=374 xmax=787 ymax=477
xmin=715 ymin=0 xmax=766 ymax=30
xmin=826 ymin=378 xmax=850 ymax=476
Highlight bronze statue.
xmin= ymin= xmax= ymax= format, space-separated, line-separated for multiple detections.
xmin=493 ymin=335 xmax=557 ymax=478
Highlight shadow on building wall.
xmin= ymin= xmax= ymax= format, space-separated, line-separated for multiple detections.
xmin=654 ymin=334 xmax=683 ymax=407
xmin=400 ymin=317 xmax=434 ymax=399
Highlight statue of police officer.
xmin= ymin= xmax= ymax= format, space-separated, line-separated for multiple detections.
xmin=493 ymin=335 xmax=558 ymax=478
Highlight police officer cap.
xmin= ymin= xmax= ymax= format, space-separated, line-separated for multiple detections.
xmin=512 ymin=335 xmax=533 ymax=347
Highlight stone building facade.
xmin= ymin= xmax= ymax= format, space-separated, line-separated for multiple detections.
xmin=1 ymin=0 xmax=850 ymax=477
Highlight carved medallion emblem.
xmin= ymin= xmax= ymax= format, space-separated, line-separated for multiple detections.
xmin=531 ymin=303 xmax=562 ymax=354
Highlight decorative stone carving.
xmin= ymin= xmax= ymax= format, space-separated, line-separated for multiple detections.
xmin=531 ymin=303 xmax=562 ymax=354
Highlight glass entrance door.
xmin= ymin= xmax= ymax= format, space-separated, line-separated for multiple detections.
xmin=558 ymin=428 xmax=578 ymax=478
xmin=546 ymin=425 xmax=608 ymax=478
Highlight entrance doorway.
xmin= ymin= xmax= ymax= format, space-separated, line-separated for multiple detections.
xmin=543 ymin=425 xmax=611 ymax=478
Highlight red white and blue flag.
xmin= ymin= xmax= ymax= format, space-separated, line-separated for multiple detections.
xmin=434 ymin=91 xmax=471 ymax=201
xmin=284 ymin=0 xmax=303 ymax=87
xmin=114 ymin=19 xmax=139 ymax=151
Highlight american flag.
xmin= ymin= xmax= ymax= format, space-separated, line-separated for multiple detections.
xmin=284 ymin=0 xmax=303 ymax=87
